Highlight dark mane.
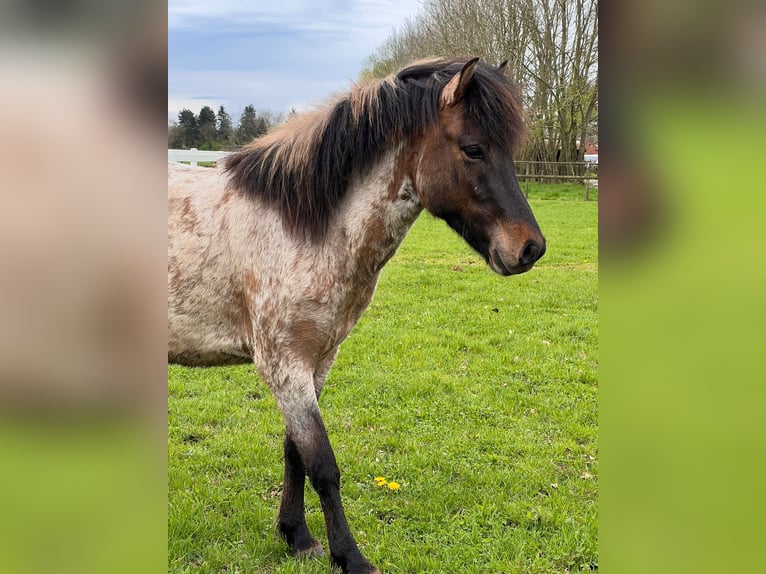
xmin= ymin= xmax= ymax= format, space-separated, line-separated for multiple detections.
xmin=223 ymin=58 xmax=526 ymax=241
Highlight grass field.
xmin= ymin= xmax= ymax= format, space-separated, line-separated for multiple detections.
xmin=168 ymin=187 xmax=598 ymax=573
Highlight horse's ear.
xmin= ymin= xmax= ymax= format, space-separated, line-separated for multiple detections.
xmin=441 ymin=57 xmax=480 ymax=108
xmin=497 ymin=60 xmax=508 ymax=73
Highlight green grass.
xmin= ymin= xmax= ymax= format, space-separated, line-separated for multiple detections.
xmin=177 ymin=161 xmax=218 ymax=168
xmin=522 ymin=181 xmax=598 ymax=201
xmin=168 ymin=188 xmax=598 ymax=573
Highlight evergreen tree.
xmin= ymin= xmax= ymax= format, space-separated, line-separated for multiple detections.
xmin=177 ymin=108 xmax=200 ymax=149
xmin=168 ymin=121 xmax=183 ymax=149
xmin=198 ymin=106 xmax=217 ymax=149
xmin=216 ymin=105 xmax=233 ymax=145
xmin=236 ymin=105 xmax=260 ymax=145
xmin=254 ymin=116 xmax=268 ymax=138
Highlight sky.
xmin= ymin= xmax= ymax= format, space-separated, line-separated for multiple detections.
xmin=168 ymin=0 xmax=424 ymax=123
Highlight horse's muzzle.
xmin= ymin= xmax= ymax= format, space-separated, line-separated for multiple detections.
xmin=489 ymin=238 xmax=546 ymax=276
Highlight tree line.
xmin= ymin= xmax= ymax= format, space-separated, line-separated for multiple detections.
xmin=168 ymin=105 xmax=287 ymax=150
xmin=363 ymin=0 xmax=598 ymax=165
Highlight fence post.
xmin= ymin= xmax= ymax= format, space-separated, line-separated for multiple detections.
xmin=190 ymin=148 xmax=198 ymax=167
xmin=584 ymin=162 xmax=590 ymax=201
xmin=524 ymin=162 xmax=530 ymax=199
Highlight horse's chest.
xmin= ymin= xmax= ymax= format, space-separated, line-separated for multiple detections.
xmin=307 ymin=274 xmax=379 ymax=354
xmin=334 ymin=278 xmax=378 ymax=334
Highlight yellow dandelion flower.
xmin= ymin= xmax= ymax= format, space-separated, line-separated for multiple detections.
xmin=387 ymin=481 xmax=400 ymax=491
xmin=374 ymin=476 xmax=387 ymax=486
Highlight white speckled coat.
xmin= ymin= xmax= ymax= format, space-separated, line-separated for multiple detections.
xmin=168 ymin=148 xmax=420 ymax=424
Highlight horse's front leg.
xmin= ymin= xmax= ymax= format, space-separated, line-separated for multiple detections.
xmin=277 ymin=431 xmax=324 ymax=557
xmin=277 ymin=347 xmax=339 ymax=558
xmin=270 ymin=366 xmax=378 ymax=574
xmin=299 ymin=407 xmax=377 ymax=574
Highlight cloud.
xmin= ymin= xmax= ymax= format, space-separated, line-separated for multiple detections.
xmin=169 ymin=1 xmax=357 ymax=33
xmin=168 ymin=0 xmax=424 ymax=117
xmin=168 ymin=0 xmax=420 ymax=32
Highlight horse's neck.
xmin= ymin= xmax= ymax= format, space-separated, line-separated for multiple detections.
xmin=334 ymin=148 xmax=422 ymax=278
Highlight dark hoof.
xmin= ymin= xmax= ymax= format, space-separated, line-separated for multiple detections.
xmin=278 ymin=522 xmax=324 ymax=560
xmin=330 ymin=557 xmax=379 ymax=574
xmin=293 ymin=539 xmax=324 ymax=559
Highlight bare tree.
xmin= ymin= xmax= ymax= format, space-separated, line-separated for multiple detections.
xmin=519 ymin=0 xmax=598 ymax=162
xmin=363 ymin=0 xmax=598 ymax=164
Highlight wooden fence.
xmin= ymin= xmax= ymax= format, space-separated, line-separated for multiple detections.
xmin=515 ymin=161 xmax=598 ymax=200
xmin=168 ymin=149 xmax=598 ymax=200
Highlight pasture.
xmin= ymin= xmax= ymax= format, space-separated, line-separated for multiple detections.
xmin=168 ymin=188 xmax=597 ymax=573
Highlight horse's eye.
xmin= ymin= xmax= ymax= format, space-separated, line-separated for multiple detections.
xmin=461 ymin=145 xmax=484 ymax=160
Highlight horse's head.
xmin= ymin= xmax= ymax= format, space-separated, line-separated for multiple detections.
xmin=410 ymin=58 xmax=546 ymax=276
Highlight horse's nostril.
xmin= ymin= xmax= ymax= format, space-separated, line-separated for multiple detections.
xmin=520 ymin=240 xmax=544 ymax=265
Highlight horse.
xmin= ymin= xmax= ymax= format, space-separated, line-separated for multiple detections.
xmin=168 ymin=57 xmax=546 ymax=574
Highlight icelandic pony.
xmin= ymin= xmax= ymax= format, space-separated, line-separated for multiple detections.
xmin=168 ymin=57 xmax=546 ymax=573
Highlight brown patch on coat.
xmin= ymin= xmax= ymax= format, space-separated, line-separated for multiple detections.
xmin=215 ymin=190 xmax=234 ymax=210
xmin=168 ymin=260 xmax=184 ymax=293
xmin=286 ymin=318 xmax=329 ymax=368
xmin=347 ymin=150 xmax=417 ymax=271
xmin=243 ymin=270 xmax=262 ymax=297
xmin=356 ymin=214 xmax=389 ymax=271
xmin=225 ymin=274 xmax=256 ymax=357
xmin=179 ymin=196 xmax=198 ymax=232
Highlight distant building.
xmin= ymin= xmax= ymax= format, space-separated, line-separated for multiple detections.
xmin=583 ymin=141 xmax=598 ymax=164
